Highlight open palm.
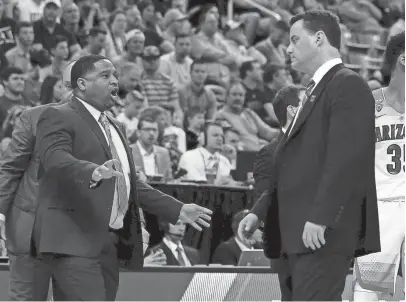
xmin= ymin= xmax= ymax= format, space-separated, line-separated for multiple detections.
xmin=178 ymin=204 xmax=213 ymax=231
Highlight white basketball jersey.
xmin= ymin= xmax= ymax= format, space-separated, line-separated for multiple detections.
xmin=373 ymin=88 xmax=405 ymax=199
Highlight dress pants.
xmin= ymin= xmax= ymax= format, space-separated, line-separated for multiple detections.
xmin=8 ymin=252 xmax=55 ymax=301
xmin=287 ymin=250 xmax=352 ymax=301
xmin=37 ymin=231 xmax=120 ymax=301
xmin=272 ymin=257 xmax=292 ymax=301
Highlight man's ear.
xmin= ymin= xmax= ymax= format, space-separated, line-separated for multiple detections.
xmin=77 ymin=78 xmax=86 ymax=91
xmin=399 ymin=53 xmax=405 ymax=68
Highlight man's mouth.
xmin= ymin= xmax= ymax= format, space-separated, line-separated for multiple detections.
xmin=110 ymin=87 xmax=119 ymax=97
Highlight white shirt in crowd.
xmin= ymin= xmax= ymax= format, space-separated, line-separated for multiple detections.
xmin=116 ymin=112 xmax=139 ymax=138
xmin=136 ymin=141 xmax=157 ymax=176
xmin=162 ymin=237 xmax=192 ymax=266
xmin=79 ymin=99 xmax=131 ymax=230
xmin=17 ymin=0 xmax=62 ymax=23
xmin=159 ymin=52 xmax=193 ymax=89
xmin=178 ymin=147 xmax=232 ymax=182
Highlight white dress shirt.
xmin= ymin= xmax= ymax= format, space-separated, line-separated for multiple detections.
xmin=162 ymin=237 xmax=192 ymax=266
xmin=136 ymin=141 xmax=157 ymax=176
xmin=178 ymin=147 xmax=232 ymax=181
xmin=289 ymin=58 xmax=342 ymax=136
xmin=78 ymin=99 xmax=131 ymax=229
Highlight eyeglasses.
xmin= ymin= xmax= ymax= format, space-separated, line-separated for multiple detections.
xmin=140 ymin=128 xmax=158 ymax=133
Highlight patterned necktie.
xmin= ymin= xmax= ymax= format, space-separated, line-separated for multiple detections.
xmin=288 ymin=79 xmax=316 ymax=136
xmin=176 ymin=246 xmax=187 ymax=266
xmin=99 ymin=113 xmax=128 ymax=214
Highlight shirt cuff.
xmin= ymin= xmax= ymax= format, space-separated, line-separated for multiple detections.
xmin=0 ymin=214 xmax=5 ymax=222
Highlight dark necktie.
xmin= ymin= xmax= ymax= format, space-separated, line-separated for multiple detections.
xmin=176 ymin=246 xmax=187 ymax=266
xmin=99 ymin=113 xmax=128 ymax=215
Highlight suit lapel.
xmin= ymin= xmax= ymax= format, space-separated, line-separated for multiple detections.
xmin=69 ymin=97 xmax=111 ymax=159
xmin=285 ymin=64 xmax=344 ymax=144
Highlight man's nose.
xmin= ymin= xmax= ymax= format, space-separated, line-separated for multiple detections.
xmin=286 ymin=44 xmax=293 ymax=54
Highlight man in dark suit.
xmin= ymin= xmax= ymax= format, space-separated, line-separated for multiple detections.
xmin=148 ymin=220 xmax=200 ymax=266
xmin=32 ymin=55 xmax=212 ymax=301
xmin=250 ymin=85 xmax=303 ymax=300
xmin=239 ymin=11 xmax=380 ymax=301
xmin=0 ymin=61 xmax=76 ymax=301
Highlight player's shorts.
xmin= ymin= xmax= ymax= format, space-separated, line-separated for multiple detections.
xmin=354 ymin=196 xmax=405 ymax=294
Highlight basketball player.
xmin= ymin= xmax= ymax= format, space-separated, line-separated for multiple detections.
xmin=354 ymin=31 xmax=405 ymax=301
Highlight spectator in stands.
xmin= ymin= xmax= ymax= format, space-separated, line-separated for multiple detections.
xmin=140 ymin=45 xmax=183 ymax=120
xmin=117 ymin=89 xmax=145 ymax=140
xmin=0 ymin=67 xmax=29 ymax=126
xmin=32 ymin=1 xmax=80 ymax=55
xmin=161 ymin=8 xmax=188 ymax=49
xmin=159 ymin=33 xmax=193 ymax=90
xmin=5 ymin=22 xmax=34 ymax=73
xmin=178 ymin=59 xmax=217 ymax=119
xmin=222 ymin=20 xmax=267 ymax=67
xmin=191 ymin=11 xmax=237 ymax=85
xmin=161 ymin=105 xmax=186 ymax=153
xmin=179 ymin=122 xmax=232 ymax=183
xmin=148 ymin=220 xmax=200 ymax=266
xmin=105 ymin=10 xmax=127 ymax=59
xmin=71 ymin=27 xmax=107 ymax=60
xmin=125 ymin=5 xmax=143 ymax=32
xmin=185 ymin=109 xmax=204 ymax=151
xmin=17 ymin=0 xmax=61 ymax=23
xmin=118 ymin=62 xmax=142 ymax=98
xmin=113 ymin=29 xmax=145 ymax=72
xmin=240 ymin=60 xmax=269 ymax=121
xmin=61 ymin=2 xmax=87 ymax=48
xmin=214 ymin=81 xmax=279 ymax=151
xmin=224 ymin=127 xmax=241 ymax=151
xmin=38 ymin=35 xmax=69 ymax=82
xmin=212 ymin=209 xmax=262 ymax=265
xmin=0 ymin=0 xmax=17 ymax=54
xmin=131 ymin=116 xmax=173 ymax=181
xmin=39 ymin=75 xmax=63 ymax=105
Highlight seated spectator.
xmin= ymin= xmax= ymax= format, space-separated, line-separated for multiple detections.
xmin=125 ymin=5 xmax=143 ymax=32
xmin=159 ymin=33 xmax=193 ymax=90
xmin=240 ymin=60 xmax=269 ymax=121
xmin=161 ymin=105 xmax=186 ymax=153
xmin=185 ymin=109 xmax=205 ymax=151
xmin=6 ymin=21 xmax=34 ymax=73
xmin=0 ymin=67 xmax=30 ymax=126
xmin=39 ymin=75 xmax=63 ymax=105
xmin=140 ymin=45 xmax=183 ymax=120
xmin=71 ymin=28 xmax=107 ymax=61
xmin=116 ymin=90 xmax=145 ymax=139
xmin=32 ymin=1 xmax=80 ymax=55
xmin=130 ymin=116 xmax=173 ymax=181
xmin=224 ymin=127 xmax=241 ymax=168
xmin=161 ymin=8 xmax=188 ymax=49
xmin=178 ymin=122 xmax=232 ymax=183
xmin=178 ymin=59 xmax=217 ymax=120
xmin=38 ymin=35 xmax=69 ymax=82
xmin=191 ymin=11 xmax=237 ymax=85
xmin=222 ymin=20 xmax=267 ymax=67
xmin=213 ymin=82 xmax=279 ymax=151
xmin=212 ymin=209 xmax=263 ymax=265
xmin=147 ymin=220 xmax=200 ymax=266
xmin=61 ymin=2 xmax=87 ymax=48
xmin=113 ymin=29 xmax=145 ymax=72
xmin=117 ymin=62 xmax=142 ymax=98
xmin=105 ymin=10 xmax=127 ymax=59
xmin=17 ymin=0 xmax=62 ymax=23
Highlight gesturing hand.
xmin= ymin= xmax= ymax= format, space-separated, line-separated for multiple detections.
xmin=302 ymin=221 xmax=326 ymax=250
xmin=178 ymin=204 xmax=213 ymax=231
xmin=92 ymin=159 xmax=123 ymax=182
xmin=238 ymin=213 xmax=260 ymax=241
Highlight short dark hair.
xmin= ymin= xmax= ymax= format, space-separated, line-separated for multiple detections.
xmin=70 ymin=55 xmax=108 ymax=89
xmin=224 ymin=127 xmax=239 ymax=137
xmin=382 ymin=31 xmax=405 ymax=75
xmin=108 ymin=9 xmax=126 ymax=25
xmin=137 ymin=115 xmax=158 ymax=130
xmin=273 ymin=85 xmax=304 ymax=126
xmin=263 ymin=64 xmax=287 ymax=83
xmin=175 ymin=33 xmax=191 ymax=42
xmin=1 ymin=67 xmax=24 ymax=82
xmin=239 ymin=60 xmax=256 ymax=79
xmin=88 ymin=27 xmax=107 ymax=38
xmin=139 ymin=106 xmax=166 ymax=121
xmin=40 ymin=76 xmax=59 ymax=105
xmin=50 ymin=35 xmax=69 ymax=50
xmin=290 ymin=10 xmax=341 ymax=50
xmin=190 ymin=58 xmax=207 ymax=72
xmin=227 ymin=80 xmax=245 ymax=96
xmin=16 ymin=21 xmax=33 ymax=35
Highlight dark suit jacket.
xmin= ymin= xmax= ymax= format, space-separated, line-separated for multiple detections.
xmin=130 ymin=142 xmax=173 ymax=181
xmin=251 ymin=64 xmax=380 ymax=258
xmin=33 ymin=97 xmax=183 ymax=269
xmin=212 ymin=237 xmax=242 ymax=265
xmin=149 ymin=241 xmax=200 ymax=266
xmin=0 ymin=104 xmax=54 ymax=254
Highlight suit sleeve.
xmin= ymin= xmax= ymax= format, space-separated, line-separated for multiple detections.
xmin=308 ymin=74 xmax=376 ymax=228
xmin=137 ymin=179 xmax=183 ymax=224
xmin=36 ymin=107 xmax=99 ymax=185
xmin=0 ymin=111 xmax=34 ymax=217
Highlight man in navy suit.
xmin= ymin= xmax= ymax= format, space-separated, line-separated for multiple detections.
xmin=239 ymin=11 xmax=380 ymax=300
xmin=32 ymin=55 xmax=212 ymax=300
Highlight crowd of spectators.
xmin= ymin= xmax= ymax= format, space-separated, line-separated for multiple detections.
xmin=0 ymin=0 xmax=403 ymax=264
